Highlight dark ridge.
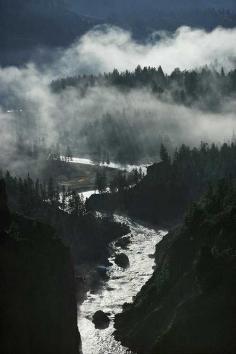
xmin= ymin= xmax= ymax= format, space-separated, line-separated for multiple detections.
xmin=0 ymin=179 xmax=81 ymax=354
xmin=114 ymin=178 xmax=236 ymax=354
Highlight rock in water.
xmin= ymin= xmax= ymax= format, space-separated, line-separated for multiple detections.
xmin=115 ymin=253 xmax=130 ymax=268
xmin=92 ymin=310 xmax=110 ymax=329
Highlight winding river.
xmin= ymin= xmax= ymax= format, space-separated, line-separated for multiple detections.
xmin=78 ymin=214 xmax=167 ymax=354
xmin=61 ymin=155 xmax=150 ymax=174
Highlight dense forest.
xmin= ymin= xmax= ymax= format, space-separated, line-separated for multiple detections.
xmin=2 ymin=169 xmax=129 ymax=265
xmin=114 ymin=177 xmax=236 ymax=354
xmin=52 ymin=66 xmax=236 ymax=109
xmin=88 ymin=141 xmax=236 ymax=225
xmin=50 ymin=66 xmax=236 ymax=163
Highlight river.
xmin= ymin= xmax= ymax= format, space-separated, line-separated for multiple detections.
xmin=60 ymin=155 xmax=150 ymax=174
xmin=78 ymin=214 xmax=167 ymax=354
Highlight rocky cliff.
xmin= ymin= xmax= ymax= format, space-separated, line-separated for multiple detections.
xmin=114 ymin=179 xmax=236 ymax=354
xmin=0 ymin=180 xmax=81 ymax=354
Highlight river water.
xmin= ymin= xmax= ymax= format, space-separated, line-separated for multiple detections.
xmin=60 ymin=155 xmax=150 ymax=173
xmin=78 ymin=214 xmax=167 ymax=354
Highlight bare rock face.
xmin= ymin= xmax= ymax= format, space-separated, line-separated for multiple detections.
xmin=92 ymin=310 xmax=110 ymax=329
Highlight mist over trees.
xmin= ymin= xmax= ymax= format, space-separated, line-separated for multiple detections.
xmin=52 ymin=65 xmax=236 ymax=110
xmin=49 ymin=66 xmax=236 ymax=163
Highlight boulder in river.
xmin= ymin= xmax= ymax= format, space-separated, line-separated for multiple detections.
xmin=92 ymin=310 xmax=110 ymax=329
xmin=115 ymin=253 xmax=130 ymax=268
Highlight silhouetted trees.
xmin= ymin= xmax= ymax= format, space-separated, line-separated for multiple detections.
xmin=88 ymin=141 xmax=236 ymax=225
xmin=95 ymin=169 xmax=107 ymax=193
xmin=160 ymin=144 xmax=170 ymax=164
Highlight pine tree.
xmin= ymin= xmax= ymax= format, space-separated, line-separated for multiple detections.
xmin=61 ymin=185 xmax=66 ymax=211
xmin=48 ymin=177 xmax=54 ymax=202
xmin=160 ymin=144 xmax=170 ymax=164
xmin=95 ymin=169 xmax=107 ymax=193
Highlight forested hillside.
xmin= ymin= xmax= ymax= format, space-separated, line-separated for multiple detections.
xmin=114 ymin=178 xmax=236 ymax=354
xmin=52 ymin=66 xmax=236 ymax=109
xmin=50 ymin=67 xmax=236 ymax=163
xmin=1 ymin=169 xmax=129 ymax=265
xmin=88 ymin=142 xmax=236 ymax=225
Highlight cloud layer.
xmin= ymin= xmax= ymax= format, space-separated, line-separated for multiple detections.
xmin=57 ymin=26 xmax=236 ymax=75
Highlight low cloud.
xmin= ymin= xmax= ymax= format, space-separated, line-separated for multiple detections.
xmin=0 ymin=25 xmax=236 ymax=172
xmin=56 ymin=25 xmax=236 ymax=75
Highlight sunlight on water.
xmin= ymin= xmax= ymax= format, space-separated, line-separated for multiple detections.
xmin=78 ymin=215 xmax=167 ymax=354
xmin=80 ymin=190 xmax=98 ymax=199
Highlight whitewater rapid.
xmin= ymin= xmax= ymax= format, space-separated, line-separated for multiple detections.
xmin=78 ymin=215 xmax=167 ymax=354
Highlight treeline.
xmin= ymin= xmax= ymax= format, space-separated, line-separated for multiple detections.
xmin=2 ymin=170 xmax=85 ymax=215
xmin=15 ymin=136 xmax=73 ymax=162
xmin=2 ymin=169 xmax=129 ymax=264
xmin=80 ymin=112 xmax=172 ymax=164
xmin=95 ymin=167 xmax=144 ymax=193
xmin=51 ymin=65 xmax=236 ymax=108
xmin=88 ymin=141 xmax=236 ymax=225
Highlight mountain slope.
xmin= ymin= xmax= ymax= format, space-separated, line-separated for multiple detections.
xmin=0 ymin=179 xmax=81 ymax=354
xmin=72 ymin=0 xmax=236 ymax=16
xmin=0 ymin=0 xmax=100 ymax=65
xmin=1 ymin=0 xmax=236 ymax=66
xmin=114 ymin=178 xmax=236 ymax=354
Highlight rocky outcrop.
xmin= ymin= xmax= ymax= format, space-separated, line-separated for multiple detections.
xmin=114 ymin=180 xmax=236 ymax=354
xmin=0 ymin=180 xmax=81 ymax=354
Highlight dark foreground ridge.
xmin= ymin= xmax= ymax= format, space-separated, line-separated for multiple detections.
xmin=0 ymin=180 xmax=81 ymax=354
xmin=114 ymin=178 xmax=236 ymax=354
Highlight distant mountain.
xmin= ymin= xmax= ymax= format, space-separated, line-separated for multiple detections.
xmin=0 ymin=0 xmax=100 ymax=66
xmin=72 ymin=0 xmax=236 ymax=38
xmin=72 ymin=0 xmax=236 ymax=18
xmin=0 ymin=0 xmax=236 ymax=66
